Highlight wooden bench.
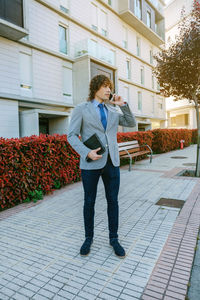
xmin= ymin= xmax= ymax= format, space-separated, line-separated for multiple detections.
xmin=118 ymin=140 xmax=153 ymax=171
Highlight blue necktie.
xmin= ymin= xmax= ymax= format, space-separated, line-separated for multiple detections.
xmin=98 ymin=103 xmax=107 ymax=130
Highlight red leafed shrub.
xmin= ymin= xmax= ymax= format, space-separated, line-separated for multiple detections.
xmin=0 ymin=129 xmax=197 ymax=210
xmin=151 ymin=129 xmax=193 ymax=153
xmin=0 ymin=134 xmax=80 ymax=211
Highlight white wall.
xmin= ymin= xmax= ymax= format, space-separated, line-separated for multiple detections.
xmin=20 ymin=110 xmax=39 ymax=137
xmin=49 ymin=116 xmax=69 ymax=134
xmin=0 ymin=100 xmax=19 ymax=138
xmin=0 ymin=37 xmax=19 ymax=95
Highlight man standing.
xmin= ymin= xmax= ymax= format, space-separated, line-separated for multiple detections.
xmin=67 ymin=75 xmax=136 ymax=258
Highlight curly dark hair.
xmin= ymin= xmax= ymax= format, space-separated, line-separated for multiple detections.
xmin=88 ymin=75 xmax=113 ymax=101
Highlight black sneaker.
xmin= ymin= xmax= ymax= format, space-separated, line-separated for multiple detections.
xmin=110 ymin=238 xmax=126 ymax=258
xmin=80 ymin=238 xmax=93 ymax=256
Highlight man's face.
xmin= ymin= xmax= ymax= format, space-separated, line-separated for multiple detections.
xmin=95 ymin=84 xmax=111 ymax=102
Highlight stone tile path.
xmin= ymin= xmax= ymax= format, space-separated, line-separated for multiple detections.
xmin=0 ymin=145 xmax=199 ymax=300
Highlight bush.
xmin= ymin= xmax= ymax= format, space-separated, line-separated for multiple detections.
xmin=151 ymin=129 xmax=193 ymax=153
xmin=117 ymin=131 xmax=153 ymax=147
xmin=0 ymin=134 xmax=80 ymax=211
xmin=0 ymin=129 xmax=197 ymax=210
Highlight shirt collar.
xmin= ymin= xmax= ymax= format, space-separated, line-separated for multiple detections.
xmin=92 ymin=99 xmax=105 ymax=108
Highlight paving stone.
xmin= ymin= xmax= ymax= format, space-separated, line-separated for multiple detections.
xmin=42 ymin=283 xmax=60 ymax=293
xmin=98 ymin=292 xmax=117 ymax=300
xmin=0 ymin=292 xmax=10 ymax=299
xmin=5 ymin=282 xmax=21 ymax=292
xmin=47 ymin=279 xmax=64 ymax=289
xmin=38 ymin=288 xmax=55 ymax=298
xmin=58 ymin=289 xmax=76 ymax=299
xmin=24 ymin=283 xmax=40 ymax=293
xmin=119 ymin=293 xmax=139 ymax=300
xmin=17 ymin=287 xmax=35 ymax=298
xmin=62 ymin=285 xmax=79 ymax=295
xmin=0 ymin=145 xmax=198 ymax=300
xmin=0 ymin=287 xmax=16 ymax=297
xmin=32 ymin=294 xmax=50 ymax=300
xmin=101 ymin=287 xmax=121 ymax=297
xmin=12 ymin=293 xmax=29 ymax=300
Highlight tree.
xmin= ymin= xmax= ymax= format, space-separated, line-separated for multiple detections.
xmin=154 ymin=0 xmax=200 ymax=176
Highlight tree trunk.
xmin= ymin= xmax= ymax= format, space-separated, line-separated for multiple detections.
xmin=195 ymin=99 xmax=200 ymax=177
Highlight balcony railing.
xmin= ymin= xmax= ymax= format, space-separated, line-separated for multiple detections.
xmin=148 ymin=0 xmax=164 ymax=15
xmin=74 ymin=39 xmax=115 ymax=66
xmin=118 ymin=0 xmax=165 ymax=46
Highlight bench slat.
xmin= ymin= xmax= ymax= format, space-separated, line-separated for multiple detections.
xmin=118 ymin=139 xmax=152 ymax=170
xmin=121 ymin=150 xmax=150 ymax=158
xmin=118 ymin=141 xmax=138 ymax=147
xmin=119 ymin=144 xmax=140 ymax=151
xmin=119 ymin=147 xmax=141 ymax=155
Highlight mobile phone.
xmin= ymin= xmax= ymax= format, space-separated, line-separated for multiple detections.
xmin=109 ymin=93 xmax=115 ymax=101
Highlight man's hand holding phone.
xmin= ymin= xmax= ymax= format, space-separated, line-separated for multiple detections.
xmin=109 ymin=93 xmax=125 ymax=107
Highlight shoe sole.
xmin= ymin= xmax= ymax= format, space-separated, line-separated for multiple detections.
xmin=80 ymin=252 xmax=90 ymax=256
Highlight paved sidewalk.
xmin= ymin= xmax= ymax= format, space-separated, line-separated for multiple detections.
xmin=0 ymin=145 xmax=200 ymax=300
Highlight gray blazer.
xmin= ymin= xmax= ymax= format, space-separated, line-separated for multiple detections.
xmin=67 ymin=101 xmax=136 ymax=169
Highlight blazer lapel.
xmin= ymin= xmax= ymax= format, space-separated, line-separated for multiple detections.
xmin=105 ymin=104 xmax=115 ymax=131
xmin=88 ymin=101 xmax=104 ymax=130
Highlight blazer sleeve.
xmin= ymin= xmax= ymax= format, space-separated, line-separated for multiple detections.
xmin=118 ymin=104 xmax=136 ymax=127
xmin=67 ymin=105 xmax=91 ymax=160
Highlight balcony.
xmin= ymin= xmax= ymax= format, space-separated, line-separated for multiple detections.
xmin=147 ymin=0 xmax=164 ymax=16
xmin=74 ymin=39 xmax=115 ymax=66
xmin=0 ymin=0 xmax=28 ymax=41
xmin=118 ymin=0 xmax=164 ymax=46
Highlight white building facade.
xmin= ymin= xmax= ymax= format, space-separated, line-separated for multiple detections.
xmin=0 ymin=0 xmax=166 ymax=138
xmin=165 ymin=0 xmax=196 ymax=129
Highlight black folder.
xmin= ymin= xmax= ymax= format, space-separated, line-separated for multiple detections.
xmin=83 ymin=133 xmax=106 ymax=162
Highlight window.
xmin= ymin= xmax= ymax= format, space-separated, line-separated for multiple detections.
xmin=150 ymin=49 xmax=153 ymax=64
xmin=136 ymin=37 xmax=141 ymax=56
xmin=138 ymin=92 xmax=142 ymax=111
xmin=91 ymin=3 xmax=98 ymax=31
xmin=185 ymin=114 xmax=189 ymax=125
xmin=151 ymin=96 xmax=154 ymax=113
xmin=124 ymin=86 xmax=129 ymax=103
xmin=59 ymin=25 xmax=68 ymax=54
xmin=122 ymin=26 xmax=128 ymax=49
xmin=89 ymin=39 xmax=98 ymax=57
xmin=171 ymin=117 xmax=176 ymax=127
xmin=126 ymin=60 xmax=131 ymax=80
xmin=0 ymin=0 xmax=23 ymax=27
xmin=158 ymin=99 xmax=163 ymax=110
xmin=171 ymin=114 xmax=189 ymax=127
xmin=135 ymin=0 xmax=142 ymax=19
xmin=60 ymin=0 xmax=69 ymax=14
xmin=147 ymin=10 xmax=151 ymax=28
xmin=100 ymin=10 xmax=107 ymax=36
xmin=108 ymin=49 xmax=115 ymax=65
xmin=140 ymin=66 xmax=144 ymax=85
xmin=63 ymin=66 xmax=73 ymax=102
xmin=152 ymin=74 xmax=154 ymax=89
xmin=19 ymin=52 xmax=32 ymax=90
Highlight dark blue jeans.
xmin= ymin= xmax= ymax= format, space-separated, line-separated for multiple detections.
xmin=81 ymin=156 xmax=120 ymax=240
